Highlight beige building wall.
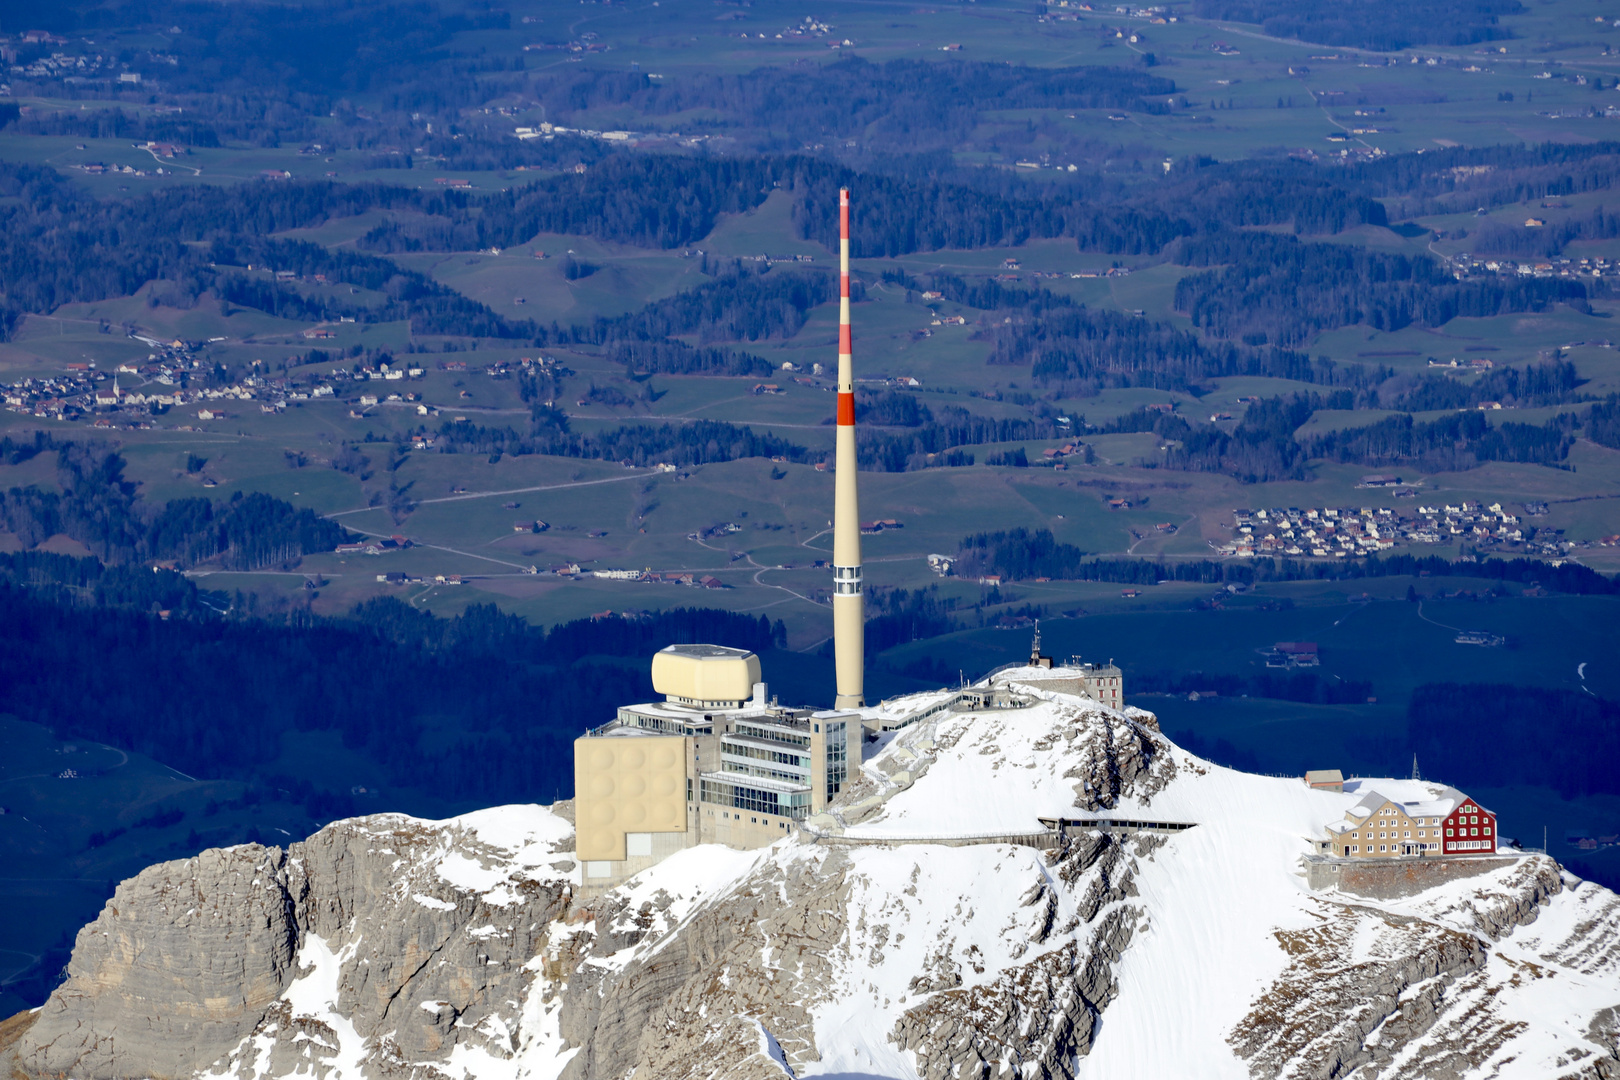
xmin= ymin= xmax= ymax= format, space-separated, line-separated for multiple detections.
xmin=698 ymin=803 xmax=799 ymax=849
xmin=1329 ymin=800 xmax=1446 ymax=857
xmin=651 ymin=647 xmax=761 ymax=704
xmin=574 ymin=734 xmax=690 ymax=862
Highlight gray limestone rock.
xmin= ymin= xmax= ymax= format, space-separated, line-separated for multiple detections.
xmin=6 ymin=813 xmax=571 ymax=1080
xmin=3 ymin=701 xmax=1608 ymax=1080
xmin=20 ymin=843 xmax=300 ymax=1080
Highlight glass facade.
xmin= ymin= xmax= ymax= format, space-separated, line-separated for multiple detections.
xmin=699 ymin=777 xmax=811 ymax=820
xmin=618 ymin=707 xmax=711 ymax=736
xmin=721 ymin=758 xmax=808 ymax=785
xmin=735 ymin=722 xmax=810 ymax=748
xmin=722 ymin=739 xmax=809 ymax=769
xmin=824 ymin=719 xmax=847 ymax=799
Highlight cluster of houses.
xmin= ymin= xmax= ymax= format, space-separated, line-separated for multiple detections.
xmin=6 ymin=44 xmax=112 ymax=83
xmin=554 ymin=566 xmax=728 ymax=588
xmin=336 ymin=536 xmax=412 ymax=556
xmin=5 ymin=349 xmax=568 ymax=428
xmin=511 ymin=120 xmax=720 ymax=152
xmin=1043 ymin=1 xmax=1175 ymax=22
xmin=1217 ymin=500 xmax=1558 ymax=558
xmin=1444 ymin=251 xmax=1620 ymax=282
xmin=1264 ymin=641 xmax=1320 ymax=668
xmin=359 ymin=549 xmax=728 ymax=588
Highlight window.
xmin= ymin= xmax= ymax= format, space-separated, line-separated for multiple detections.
xmin=1379 ymin=845 xmax=1387 ymax=852
xmin=700 ymin=777 xmax=811 ymax=821
xmin=735 ymin=723 xmax=811 ymax=749
xmin=1446 ymin=829 xmax=1453 ymax=836
xmin=722 ymin=740 xmax=809 ymax=769
xmin=1484 ymin=826 xmax=1491 ymax=835
xmin=722 ymin=759 xmax=808 ymax=785
xmin=824 ymin=720 xmax=848 ymax=799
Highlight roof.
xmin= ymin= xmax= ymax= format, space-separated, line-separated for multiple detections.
xmin=1340 ymin=780 xmax=1484 ymax=821
xmin=1304 ymin=769 xmax=1343 ymax=784
xmin=660 ymin=643 xmax=754 ymax=660
xmin=698 ymin=770 xmax=810 ymax=795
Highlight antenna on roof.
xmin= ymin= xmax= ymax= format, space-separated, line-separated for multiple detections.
xmin=1029 ymin=620 xmax=1052 ymax=669
xmin=1410 ymin=754 xmax=1421 ymax=782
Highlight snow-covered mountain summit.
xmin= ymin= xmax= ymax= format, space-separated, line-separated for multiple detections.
xmin=4 ymin=677 xmax=1617 ymax=1080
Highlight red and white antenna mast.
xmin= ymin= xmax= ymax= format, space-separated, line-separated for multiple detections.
xmin=832 ymin=188 xmax=864 ymax=709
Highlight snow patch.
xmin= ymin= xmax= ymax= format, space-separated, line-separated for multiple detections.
xmin=411 ymin=894 xmax=457 ymax=911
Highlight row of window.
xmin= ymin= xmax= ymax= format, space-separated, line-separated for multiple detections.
xmin=721 ymin=739 xmax=808 ymax=768
xmin=622 ymin=710 xmax=710 ymax=736
xmin=698 ymin=778 xmax=811 ymax=820
xmin=712 ymin=809 xmax=792 ymax=830
xmin=1344 ymin=842 xmax=1439 ymax=853
xmin=734 ymin=722 xmax=810 ymax=749
xmin=720 ymin=759 xmax=807 ymax=785
xmin=824 ymin=720 xmax=848 ymax=799
xmin=1349 ymin=826 xmax=1491 ymax=841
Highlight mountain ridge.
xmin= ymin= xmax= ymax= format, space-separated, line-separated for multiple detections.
xmin=3 ymin=679 xmax=1617 ymax=1080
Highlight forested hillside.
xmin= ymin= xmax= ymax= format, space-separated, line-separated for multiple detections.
xmin=0 ymin=569 xmax=781 ymax=807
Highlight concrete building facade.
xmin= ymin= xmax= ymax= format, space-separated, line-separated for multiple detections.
xmin=1009 ymin=660 xmax=1126 ymax=712
xmin=573 ymin=644 xmax=853 ymax=896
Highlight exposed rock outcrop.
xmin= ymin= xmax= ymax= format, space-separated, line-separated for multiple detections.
xmin=4 ymin=691 xmax=1618 ymax=1080
xmin=8 ymin=809 xmax=573 ymax=1080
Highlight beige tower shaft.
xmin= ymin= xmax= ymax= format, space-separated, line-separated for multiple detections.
xmin=832 ymin=188 xmax=864 ymax=709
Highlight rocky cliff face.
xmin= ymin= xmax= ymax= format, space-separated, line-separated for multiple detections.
xmin=4 ymin=685 xmax=1619 ymax=1080
xmin=7 ymin=807 xmax=576 ymax=1080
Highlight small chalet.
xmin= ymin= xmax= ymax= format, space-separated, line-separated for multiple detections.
xmin=1304 ymin=769 xmax=1344 ymax=792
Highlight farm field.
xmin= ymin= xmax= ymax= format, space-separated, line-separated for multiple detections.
xmin=4 ymin=0 xmax=1620 ymax=1012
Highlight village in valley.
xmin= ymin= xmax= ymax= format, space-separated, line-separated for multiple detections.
xmin=1219 ymin=497 xmax=1590 ymax=559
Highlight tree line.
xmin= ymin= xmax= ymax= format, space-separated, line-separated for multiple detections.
xmin=1338 ymin=141 xmax=1620 ymax=227
xmin=1409 ymin=683 xmax=1620 ymax=798
xmin=533 ymin=56 xmax=1177 ymax=156
xmin=0 ymin=572 xmax=784 ymax=813
xmin=951 ymin=529 xmax=1620 ymax=595
xmin=3 ymin=146 xmax=1594 ymax=349
xmin=1194 ymin=0 xmax=1521 ymax=50
xmin=433 ymin=413 xmax=812 ymax=468
xmin=611 ymin=342 xmax=776 ymax=378
xmin=0 ymin=163 xmax=525 ymax=340
xmin=1172 ymin=230 xmax=1587 ymax=347
xmin=1470 ymin=207 xmax=1620 ymax=259
xmin=1384 ymin=360 xmax=1585 ymax=411
xmin=882 ymin=265 xmax=1389 ymax=394
xmin=0 ymin=444 xmax=352 ymax=568
xmin=857 ymin=405 xmax=1063 ymax=472
xmin=1585 ymin=395 xmax=1620 ymax=449
xmin=1303 ymin=410 xmax=1575 ymax=470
